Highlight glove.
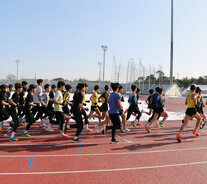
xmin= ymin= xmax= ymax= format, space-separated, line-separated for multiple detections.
xmin=94 ymin=103 xmax=97 ymax=106
xmin=85 ymin=100 xmax=90 ymax=103
xmin=85 ymin=108 xmax=89 ymax=112
xmin=83 ymin=103 xmax=87 ymax=106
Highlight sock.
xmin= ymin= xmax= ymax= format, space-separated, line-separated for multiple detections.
xmin=11 ymin=132 xmax=15 ymax=138
xmin=66 ymin=125 xmax=70 ymax=129
xmin=86 ymin=124 xmax=89 ymax=129
xmin=24 ymin=130 xmax=28 ymax=134
xmin=133 ymin=118 xmax=137 ymax=122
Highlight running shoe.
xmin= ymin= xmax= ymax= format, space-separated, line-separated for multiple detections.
xmin=131 ymin=121 xmax=137 ymax=128
xmin=72 ymin=138 xmax=80 ymax=143
xmin=120 ymin=126 xmax=124 ymax=133
xmin=3 ymin=134 xmax=9 ymax=137
xmin=60 ymin=134 xmax=69 ymax=138
xmin=95 ymin=125 xmax=99 ymax=133
xmin=136 ymin=122 xmax=142 ymax=126
xmin=110 ymin=139 xmax=119 ymax=144
xmin=9 ymin=137 xmax=19 ymax=142
xmin=44 ymin=126 xmax=54 ymax=132
xmin=22 ymin=133 xmax=31 ymax=137
xmin=159 ymin=122 xmax=164 ymax=128
xmin=176 ymin=133 xmax=182 ymax=142
xmin=155 ymin=123 xmax=160 ymax=128
xmin=193 ymin=130 xmax=200 ymax=136
xmin=145 ymin=125 xmax=151 ymax=133
xmin=124 ymin=128 xmax=130 ymax=132
xmin=39 ymin=119 xmax=44 ymax=127
xmin=0 ymin=122 xmax=4 ymax=131
xmin=85 ymin=128 xmax=93 ymax=132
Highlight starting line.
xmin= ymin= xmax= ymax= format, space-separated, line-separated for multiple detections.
xmin=0 ymin=161 xmax=207 ymax=175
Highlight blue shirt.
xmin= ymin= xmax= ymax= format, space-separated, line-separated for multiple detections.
xmin=108 ymin=92 xmax=121 ymax=114
xmin=152 ymin=93 xmax=159 ymax=106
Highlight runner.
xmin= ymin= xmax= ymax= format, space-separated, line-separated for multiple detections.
xmin=53 ymin=81 xmax=68 ymax=138
xmin=176 ymin=85 xmax=202 ymax=142
xmin=103 ymin=83 xmax=123 ymax=143
xmin=126 ymin=85 xmax=142 ymax=127
xmin=8 ymin=83 xmax=23 ymax=141
xmin=22 ymin=84 xmax=37 ymax=137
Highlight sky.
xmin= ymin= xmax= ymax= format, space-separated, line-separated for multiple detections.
xmin=0 ymin=0 xmax=207 ymax=82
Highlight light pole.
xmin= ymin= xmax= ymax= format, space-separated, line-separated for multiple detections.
xmin=15 ymin=60 xmax=20 ymax=80
xmin=98 ymin=62 xmax=102 ymax=84
xmin=101 ymin=45 xmax=108 ymax=82
xmin=170 ymin=0 xmax=174 ymax=85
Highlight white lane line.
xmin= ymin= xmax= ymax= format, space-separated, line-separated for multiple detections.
xmin=1 ymin=146 xmax=207 ymax=158
xmin=0 ymin=136 xmax=206 ymax=146
xmin=0 ymin=161 xmax=207 ymax=175
xmin=116 ymin=135 xmax=132 ymax=143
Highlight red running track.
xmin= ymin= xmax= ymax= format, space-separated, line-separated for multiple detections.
xmin=0 ymin=97 xmax=207 ymax=184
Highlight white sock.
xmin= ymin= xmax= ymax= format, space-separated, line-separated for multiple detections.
xmin=86 ymin=124 xmax=89 ymax=129
xmin=24 ymin=130 xmax=28 ymax=134
xmin=67 ymin=125 xmax=70 ymax=129
xmin=11 ymin=132 xmax=15 ymax=138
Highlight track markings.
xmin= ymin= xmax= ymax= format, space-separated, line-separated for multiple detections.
xmin=1 ymin=146 xmax=207 ymax=158
xmin=29 ymin=156 xmax=37 ymax=167
xmin=1 ymin=161 xmax=207 ymax=175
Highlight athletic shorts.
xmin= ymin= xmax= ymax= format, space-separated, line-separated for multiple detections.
xmin=99 ymin=104 xmax=108 ymax=112
xmin=91 ymin=106 xmax=99 ymax=111
xmin=186 ymin=108 xmax=197 ymax=117
xmin=154 ymin=107 xmax=164 ymax=114
xmin=119 ymin=109 xmax=124 ymax=116
xmin=148 ymin=104 xmax=153 ymax=109
xmin=196 ymin=106 xmax=201 ymax=114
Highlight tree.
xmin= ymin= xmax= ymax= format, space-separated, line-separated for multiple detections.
xmin=6 ymin=74 xmax=16 ymax=81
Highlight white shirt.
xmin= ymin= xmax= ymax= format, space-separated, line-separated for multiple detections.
xmin=33 ymin=86 xmax=42 ymax=104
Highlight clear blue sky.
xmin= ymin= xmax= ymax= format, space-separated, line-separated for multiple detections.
xmin=0 ymin=0 xmax=206 ymax=81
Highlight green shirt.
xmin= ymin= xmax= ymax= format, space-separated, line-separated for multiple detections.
xmin=53 ymin=90 xmax=63 ymax=112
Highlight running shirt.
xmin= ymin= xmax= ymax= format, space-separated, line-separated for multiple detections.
xmin=53 ymin=90 xmax=63 ymax=112
xmin=39 ymin=92 xmax=49 ymax=107
xmin=82 ymin=92 xmax=86 ymax=103
xmin=33 ymin=86 xmax=42 ymax=104
xmin=147 ymin=95 xmax=153 ymax=105
xmin=19 ymin=87 xmax=27 ymax=105
xmin=25 ymin=92 xmax=34 ymax=110
xmin=48 ymin=91 xmax=55 ymax=109
xmin=152 ymin=93 xmax=159 ymax=107
xmin=187 ymin=92 xmax=196 ymax=108
xmin=73 ymin=91 xmax=83 ymax=115
xmin=108 ymin=92 xmax=121 ymax=114
xmin=91 ymin=92 xmax=98 ymax=106
xmin=100 ymin=92 xmax=108 ymax=105
xmin=128 ymin=93 xmax=137 ymax=106
xmin=10 ymin=92 xmax=20 ymax=110
xmin=0 ymin=92 xmax=8 ymax=109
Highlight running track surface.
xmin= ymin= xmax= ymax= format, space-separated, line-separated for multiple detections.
xmin=1 ymin=97 xmax=207 ymax=184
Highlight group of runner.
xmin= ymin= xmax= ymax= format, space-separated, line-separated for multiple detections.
xmin=0 ymin=80 xmax=204 ymax=143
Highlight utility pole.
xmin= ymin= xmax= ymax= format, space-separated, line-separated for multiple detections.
xmin=15 ymin=60 xmax=20 ymax=80
xmin=170 ymin=0 xmax=174 ymax=85
xmin=101 ymin=45 xmax=108 ymax=82
xmin=98 ymin=62 xmax=102 ymax=84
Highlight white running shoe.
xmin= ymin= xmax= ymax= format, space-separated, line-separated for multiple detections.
xmin=85 ymin=128 xmax=93 ymax=132
xmin=124 ymin=128 xmax=130 ymax=132
xmin=95 ymin=125 xmax=99 ymax=133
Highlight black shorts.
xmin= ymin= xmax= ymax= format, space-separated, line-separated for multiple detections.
xmin=99 ymin=104 xmax=108 ymax=112
xmin=91 ymin=106 xmax=99 ymax=111
xmin=119 ymin=109 xmax=124 ymax=116
xmin=148 ymin=104 xmax=153 ymax=109
xmin=154 ymin=107 xmax=164 ymax=114
xmin=186 ymin=108 xmax=197 ymax=117
xmin=63 ymin=105 xmax=70 ymax=114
